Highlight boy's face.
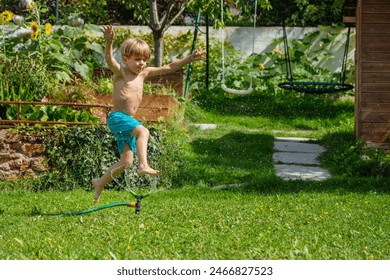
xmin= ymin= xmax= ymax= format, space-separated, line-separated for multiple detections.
xmin=124 ymin=55 xmax=148 ymax=74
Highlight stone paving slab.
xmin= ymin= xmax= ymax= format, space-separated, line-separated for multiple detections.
xmin=275 ymin=164 xmax=331 ymax=181
xmin=273 ymin=137 xmax=330 ymax=181
xmin=275 ymin=137 xmax=316 ymax=142
xmin=193 ymin=123 xmax=218 ymax=130
xmin=274 ymin=141 xmax=325 ymax=153
xmin=273 ymin=152 xmax=320 ymax=165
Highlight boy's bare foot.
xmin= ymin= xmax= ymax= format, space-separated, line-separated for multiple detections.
xmin=137 ymin=167 xmax=160 ymax=176
xmin=92 ymin=179 xmax=103 ymax=204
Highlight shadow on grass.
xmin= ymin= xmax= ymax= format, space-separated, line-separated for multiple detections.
xmin=196 ymin=91 xmax=354 ymax=121
xmin=179 ymin=130 xmax=390 ymax=195
xmin=178 ymin=131 xmax=274 ymax=186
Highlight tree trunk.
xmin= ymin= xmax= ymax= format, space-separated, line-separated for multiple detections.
xmin=153 ymin=30 xmax=164 ymax=67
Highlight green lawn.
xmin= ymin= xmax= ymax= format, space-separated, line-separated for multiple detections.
xmin=0 ymin=91 xmax=389 ymax=260
xmin=0 ymin=183 xmax=389 ymax=259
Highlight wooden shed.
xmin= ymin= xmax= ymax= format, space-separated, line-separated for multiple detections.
xmin=350 ymin=0 xmax=390 ymax=148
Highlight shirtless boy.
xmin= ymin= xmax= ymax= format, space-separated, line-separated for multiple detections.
xmin=93 ymin=25 xmax=205 ymax=204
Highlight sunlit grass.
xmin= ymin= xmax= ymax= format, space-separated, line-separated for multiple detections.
xmin=0 ymin=184 xmax=388 ymax=260
xmin=0 ymin=89 xmax=389 ymax=260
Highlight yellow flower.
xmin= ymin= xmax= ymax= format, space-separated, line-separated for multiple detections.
xmin=45 ymin=23 xmax=52 ymax=35
xmin=30 ymin=21 xmax=39 ymax=40
xmin=258 ymin=63 xmax=265 ymax=70
xmin=0 ymin=10 xmax=14 ymax=25
xmin=27 ymin=1 xmax=36 ymax=10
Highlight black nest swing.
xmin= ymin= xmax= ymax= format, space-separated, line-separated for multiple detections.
xmin=278 ymin=5 xmax=354 ymax=95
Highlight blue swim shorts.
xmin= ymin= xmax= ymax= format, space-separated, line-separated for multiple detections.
xmin=107 ymin=111 xmax=142 ymax=154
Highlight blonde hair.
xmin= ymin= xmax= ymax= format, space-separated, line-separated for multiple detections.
xmin=120 ymin=38 xmax=151 ymax=60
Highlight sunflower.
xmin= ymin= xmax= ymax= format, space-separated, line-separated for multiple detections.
xmin=0 ymin=10 xmax=14 ymax=25
xmin=45 ymin=23 xmax=52 ymax=35
xmin=30 ymin=21 xmax=39 ymax=40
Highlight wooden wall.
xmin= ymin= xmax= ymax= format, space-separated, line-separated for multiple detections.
xmin=356 ymin=0 xmax=390 ymax=147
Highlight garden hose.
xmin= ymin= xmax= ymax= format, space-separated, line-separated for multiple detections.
xmin=51 ymin=191 xmax=152 ymax=217
xmin=52 ymin=201 xmax=136 ymax=217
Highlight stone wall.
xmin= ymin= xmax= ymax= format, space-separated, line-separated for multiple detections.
xmin=0 ymin=129 xmax=48 ymax=179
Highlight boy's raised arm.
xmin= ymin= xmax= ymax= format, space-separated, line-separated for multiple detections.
xmin=102 ymin=25 xmax=121 ymax=76
xmin=146 ymin=50 xmax=206 ymax=78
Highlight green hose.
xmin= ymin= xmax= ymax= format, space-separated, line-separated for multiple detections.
xmin=52 ymin=201 xmax=133 ymax=217
xmin=47 ymin=189 xmax=155 ymax=217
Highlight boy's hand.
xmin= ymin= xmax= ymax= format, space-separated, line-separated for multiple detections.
xmin=191 ymin=50 xmax=206 ymax=62
xmin=102 ymin=25 xmax=115 ymax=42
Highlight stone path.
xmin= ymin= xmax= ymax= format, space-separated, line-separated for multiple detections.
xmin=273 ymin=137 xmax=331 ymax=181
xmin=192 ymin=124 xmax=331 ymax=182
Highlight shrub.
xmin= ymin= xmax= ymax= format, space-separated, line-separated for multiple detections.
xmin=32 ymin=116 xmax=189 ymax=192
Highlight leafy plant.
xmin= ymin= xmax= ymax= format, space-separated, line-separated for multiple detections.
xmin=33 ymin=119 xmax=189 ymax=192
xmin=321 ymin=133 xmax=390 ymax=177
xmin=190 ymin=25 xmax=355 ymax=100
xmin=1 ymin=3 xmax=103 ymax=83
xmin=0 ymin=3 xmax=105 ymax=122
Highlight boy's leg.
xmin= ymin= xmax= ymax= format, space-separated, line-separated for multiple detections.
xmin=93 ymin=145 xmax=134 ymax=204
xmin=131 ymin=125 xmax=159 ymax=176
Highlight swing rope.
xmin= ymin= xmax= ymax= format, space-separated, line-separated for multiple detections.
xmin=221 ymin=0 xmax=257 ymax=95
xmin=278 ymin=0 xmax=353 ymax=94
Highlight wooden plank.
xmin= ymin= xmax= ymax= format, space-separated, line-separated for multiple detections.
xmin=360 ymin=132 xmax=390 ymax=143
xmin=361 ymin=91 xmax=390 ymax=103
xmin=343 ymin=16 xmax=356 ymax=25
xmin=361 ymin=111 xmax=390 ymax=122
xmin=361 ymin=52 xmax=390 ymax=62
xmin=363 ymin=0 xmax=390 ymax=5
xmin=362 ymin=62 xmax=390 ymax=72
xmin=139 ymin=95 xmax=179 ymax=109
xmin=355 ymin=0 xmax=362 ymax=140
xmin=361 ymin=34 xmax=390 ymax=52
xmin=362 ymin=44 xmax=390 ymax=52
xmin=135 ymin=95 xmax=179 ymax=122
xmin=362 ymin=103 xmax=390 ymax=111
xmin=362 ymin=4 xmax=390 ymax=13
xmin=362 ymin=24 xmax=390 ymax=34
xmin=362 ymin=122 xmax=390 ymax=132
xmin=362 ymin=34 xmax=390 ymax=44
xmin=361 ymin=72 xmax=390 ymax=83
xmin=362 ymin=13 xmax=390 ymax=23
xmin=361 ymin=83 xmax=390 ymax=92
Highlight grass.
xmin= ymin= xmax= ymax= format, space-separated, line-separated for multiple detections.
xmin=0 ymin=90 xmax=389 ymax=260
xmin=0 ymin=183 xmax=389 ymax=260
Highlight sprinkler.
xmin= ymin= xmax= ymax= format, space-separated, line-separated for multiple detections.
xmin=43 ymin=173 xmax=162 ymax=217
xmin=47 ymin=189 xmax=151 ymax=217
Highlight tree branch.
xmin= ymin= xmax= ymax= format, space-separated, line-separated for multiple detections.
xmin=162 ymin=0 xmax=196 ymax=33
xmin=159 ymin=0 xmax=177 ymax=30
xmin=128 ymin=0 xmax=153 ymax=30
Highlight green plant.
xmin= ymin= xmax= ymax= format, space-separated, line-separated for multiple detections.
xmin=250 ymin=25 xmax=355 ymax=95
xmin=1 ymin=3 xmax=103 ymax=83
xmin=32 ymin=119 xmax=188 ymax=192
xmin=188 ymin=26 xmax=355 ymax=102
xmin=0 ymin=4 xmax=105 ymax=122
xmin=96 ymin=77 xmax=113 ymax=95
xmin=321 ymin=133 xmax=390 ymax=178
